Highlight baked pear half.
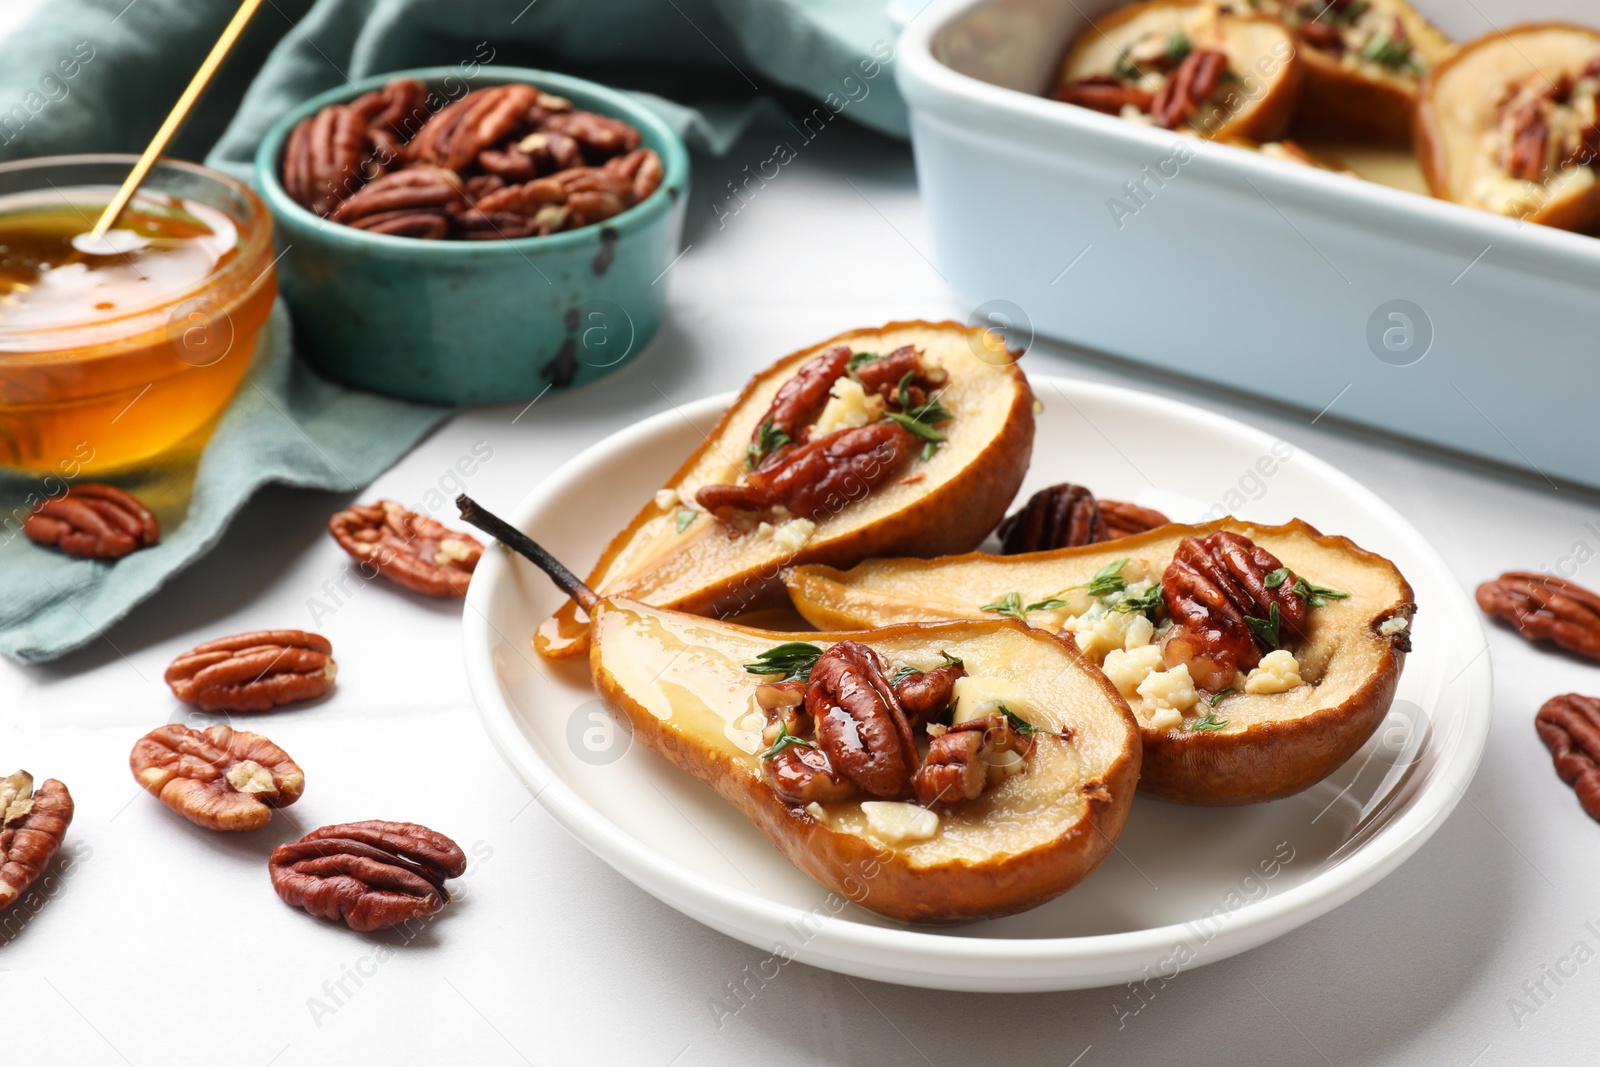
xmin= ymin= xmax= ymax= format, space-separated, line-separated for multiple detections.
xmin=457 ymin=495 xmax=1141 ymax=925
xmin=1053 ymin=1 xmax=1303 ymax=141
xmin=785 ymin=518 xmax=1416 ymax=806
xmin=1255 ymin=0 xmax=1453 ymax=144
xmin=534 ymin=321 xmax=1035 ymax=658
xmin=1417 ymin=24 xmax=1600 ymax=233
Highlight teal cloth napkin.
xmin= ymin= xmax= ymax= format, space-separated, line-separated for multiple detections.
xmin=0 ymin=0 xmax=906 ymax=662
xmin=0 ymin=306 xmax=450 ymax=662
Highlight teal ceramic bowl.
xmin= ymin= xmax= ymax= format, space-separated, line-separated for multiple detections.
xmin=254 ymin=66 xmax=688 ymax=404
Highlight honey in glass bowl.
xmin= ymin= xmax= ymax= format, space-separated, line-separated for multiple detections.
xmin=0 ymin=155 xmax=276 ymax=475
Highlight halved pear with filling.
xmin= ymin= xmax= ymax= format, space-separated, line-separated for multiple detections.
xmin=1417 ymin=24 xmax=1600 ymax=232
xmin=535 ymin=321 xmax=1034 ymax=658
xmin=1255 ymin=0 xmax=1453 ymax=144
xmin=592 ymin=599 xmax=1141 ymax=923
xmin=785 ymin=519 xmax=1415 ymax=806
xmin=1053 ymin=1 xmax=1303 ymax=141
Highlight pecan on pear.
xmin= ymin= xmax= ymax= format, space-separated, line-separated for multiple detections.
xmin=269 ymin=820 xmax=467 ymax=932
xmin=165 ymin=630 xmax=337 ymax=712
xmin=1160 ymin=532 xmax=1309 ymax=691
xmin=757 ymin=679 xmax=857 ymax=805
xmin=328 ymin=500 xmax=484 ymax=597
xmin=1053 ymin=74 xmax=1155 ymax=115
xmin=1506 ymin=102 xmax=1551 ymax=182
xmin=331 ymin=167 xmax=465 ymax=238
xmin=696 ymin=421 xmax=916 ymax=523
xmin=805 ymin=641 xmax=919 ymax=797
xmin=1477 ymin=571 xmax=1600 ymax=660
xmin=130 ymin=724 xmax=304 ymax=832
xmin=1298 ymin=18 xmax=1345 ymax=51
xmin=1536 ymin=694 xmax=1600 ymax=821
xmin=0 ymin=771 xmax=73 ymax=915
xmin=1151 ymin=48 xmax=1229 ymax=129
xmin=283 ymin=104 xmax=371 ymax=216
xmin=745 ymin=346 xmax=854 ymax=468
xmin=852 ymin=345 xmax=942 ymax=409
xmin=24 ymin=483 xmax=159 ymax=559
xmin=410 ymin=84 xmax=541 ymax=172
xmin=892 ymin=661 xmax=967 ymax=722
xmin=912 ymin=729 xmax=986 ymax=806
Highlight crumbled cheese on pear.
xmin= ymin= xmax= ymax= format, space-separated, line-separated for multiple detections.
xmin=1138 ymin=662 xmax=1199 ymax=712
xmin=1102 ymin=644 xmax=1164 ymax=699
xmin=773 ymin=517 xmax=816 ymax=554
xmin=812 ymin=377 xmax=885 ymax=438
xmin=1244 ymin=649 xmax=1303 ymax=695
xmin=861 ymin=801 xmax=939 ymax=844
xmin=654 ymin=488 xmax=679 ymax=510
xmin=1380 ymin=616 xmax=1409 ymax=635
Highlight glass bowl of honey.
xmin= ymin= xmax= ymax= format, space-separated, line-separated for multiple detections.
xmin=0 ymin=155 xmax=276 ymax=474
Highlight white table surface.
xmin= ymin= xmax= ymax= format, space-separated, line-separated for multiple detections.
xmin=5 ymin=50 xmax=1599 ymax=1067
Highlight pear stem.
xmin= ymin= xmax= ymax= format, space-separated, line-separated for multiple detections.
xmin=455 ymin=494 xmax=599 ymax=611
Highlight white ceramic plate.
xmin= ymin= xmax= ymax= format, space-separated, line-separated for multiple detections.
xmin=462 ymin=375 xmax=1491 ymax=992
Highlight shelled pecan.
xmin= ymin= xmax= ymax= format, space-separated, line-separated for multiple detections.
xmin=1161 ymin=532 xmax=1308 ymax=690
xmin=1100 ymin=500 xmax=1171 ymax=540
xmin=328 ymin=500 xmax=483 ymax=597
xmin=697 ymin=422 xmax=916 ymax=523
xmin=893 ymin=662 xmax=967 ymax=721
xmin=1053 ymin=74 xmax=1155 ymax=115
xmin=996 ymin=484 xmax=1170 ymax=553
xmin=805 ymin=642 xmax=918 ymax=797
xmin=1536 ymin=694 xmax=1600 ymax=821
xmin=0 ymin=771 xmax=72 ymax=915
xmin=913 ymin=729 xmax=985 ymax=805
xmin=165 ymin=630 xmax=337 ymax=712
xmin=750 ymin=346 xmax=853 ymax=464
xmin=130 ymin=725 xmax=305 ymax=832
xmin=282 ymin=104 xmax=372 ymax=217
xmin=1477 ymin=571 xmax=1600 ymax=660
xmin=1151 ymin=48 xmax=1229 ymax=129
xmin=281 ymin=77 xmax=663 ymax=240
xmin=23 ymin=483 xmax=160 ymax=560
xmin=269 ymin=820 xmax=467 ymax=932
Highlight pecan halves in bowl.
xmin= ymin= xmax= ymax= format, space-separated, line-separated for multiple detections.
xmin=1477 ymin=571 xmax=1600 ymax=660
xmin=269 ymin=820 xmax=467 ymax=932
xmin=330 ymin=167 xmax=465 ymax=238
xmin=0 ymin=771 xmax=73 ymax=914
xmin=806 ymin=641 xmax=919 ymax=797
xmin=165 ymin=630 xmax=337 ymax=712
xmin=130 ymin=725 xmax=305 ymax=832
xmin=23 ymin=483 xmax=159 ymax=559
xmin=283 ymin=103 xmax=372 ymax=217
xmin=329 ymin=500 xmax=484 ymax=597
xmin=1536 ymin=694 xmax=1600 ymax=821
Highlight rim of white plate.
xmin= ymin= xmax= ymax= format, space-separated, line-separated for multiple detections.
xmin=462 ymin=375 xmax=1491 ymax=981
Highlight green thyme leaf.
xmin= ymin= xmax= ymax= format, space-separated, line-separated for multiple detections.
xmin=1209 ymin=687 xmax=1235 ymax=707
xmin=675 ymin=508 xmax=697 ymax=534
xmin=1245 ymin=602 xmax=1282 ymax=649
xmin=887 ymin=411 xmax=948 ymax=444
xmin=1025 ymin=597 xmax=1070 ymax=613
xmin=890 ymin=664 xmax=923 ymax=685
xmin=1166 ymin=30 xmax=1191 ymax=66
xmin=938 ymin=650 xmax=964 ymax=669
xmin=998 ymin=703 xmax=1069 ymax=739
xmin=744 ymin=641 xmax=824 ymax=682
xmin=746 ymin=417 xmax=792 ymax=469
xmin=847 ymin=351 xmax=881 ymax=375
xmin=1264 ymin=567 xmax=1289 ymax=588
xmin=921 ymin=439 xmax=937 ymax=462
xmin=1112 ymin=47 xmax=1142 ymax=80
xmin=1292 ymin=576 xmax=1349 ymax=608
xmin=1360 ymin=32 xmax=1418 ymax=72
xmin=980 ymin=591 xmax=1025 ymax=621
xmin=1113 ymin=582 xmax=1164 ymax=617
xmin=1189 ymin=710 xmax=1230 ymax=731
xmin=1086 ymin=559 xmax=1130 ymax=598
xmin=758 ymin=722 xmax=817 ymax=760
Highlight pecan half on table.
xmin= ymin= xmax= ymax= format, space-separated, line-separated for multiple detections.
xmin=1536 ymin=694 xmax=1600 ymax=821
xmin=130 ymin=725 xmax=305 ymax=832
xmin=165 ymin=630 xmax=337 ymax=712
xmin=995 ymin=483 xmax=1169 ymax=553
xmin=329 ymin=500 xmax=484 ymax=597
xmin=24 ymin=483 xmax=159 ymax=559
xmin=270 ymin=821 xmax=467 ymax=932
xmin=0 ymin=770 xmax=73 ymax=915
xmin=1477 ymin=571 xmax=1600 ymax=660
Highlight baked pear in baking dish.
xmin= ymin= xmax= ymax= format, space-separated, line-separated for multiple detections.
xmin=784 ymin=518 xmax=1416 ymax=806
xmin=1254 ymin=0 xmax=1454 ymax=144
xmin=1053 ymin=1 xmax=1303 ymax=141
xmin=1417 ymin=24 xmax=1600 ymax=233
xmin=532 ymin=321 xmax=1035 ymax=658
xmin=458 ymin=498 xmax=1141 ymax=925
